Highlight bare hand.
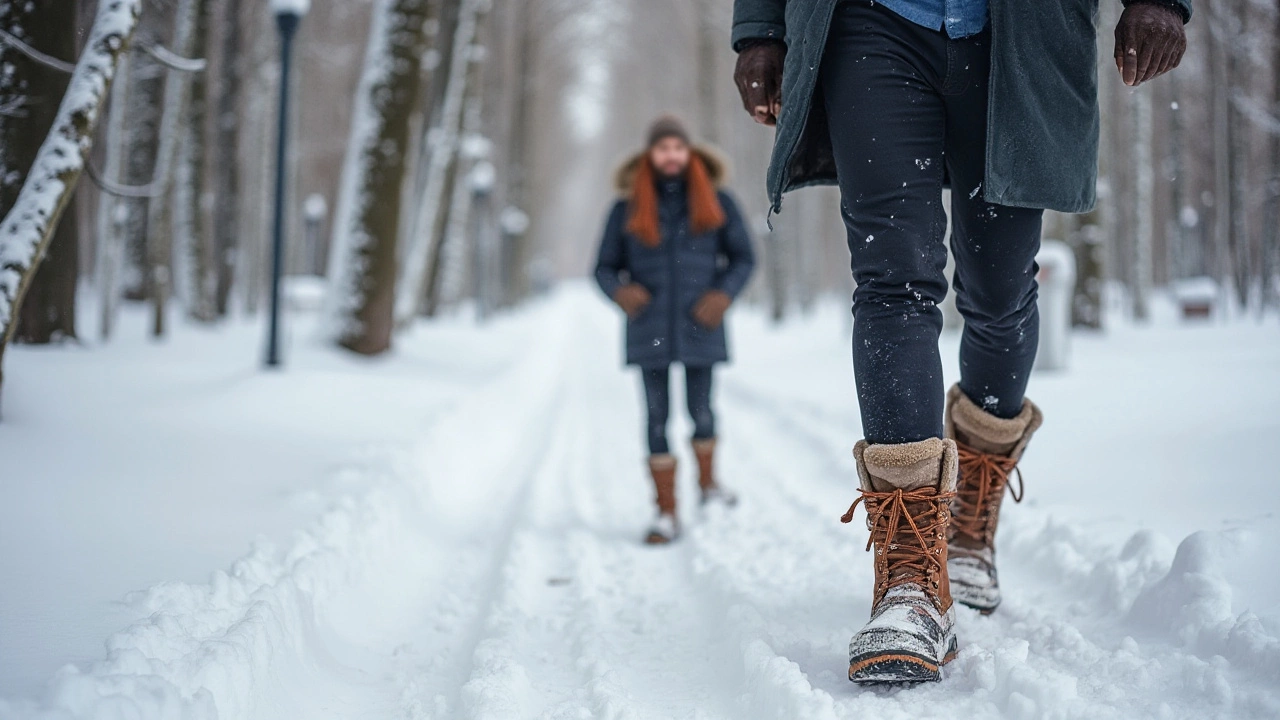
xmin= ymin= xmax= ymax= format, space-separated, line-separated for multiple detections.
xmin=692 ymin=290 xmax=732 ymax=329
xmin=734 ymin=41 xmax=785 ymax=126
xmin=614 ymin=283 xmax=651 ymax=319
xmin=1114 ymin=2 xmax=1186 ymax=86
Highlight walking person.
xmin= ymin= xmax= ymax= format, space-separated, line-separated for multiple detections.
xmin=731 ymin=0 xmax=1189 ymax=683
xmin=594 ymin=116 xmax=756 ymax=545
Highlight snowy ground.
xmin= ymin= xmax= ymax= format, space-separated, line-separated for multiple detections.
xmin=1 ymin=282 xmax=1277 ymax=719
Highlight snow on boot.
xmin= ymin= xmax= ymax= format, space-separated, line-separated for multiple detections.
xmin=693 ymin=438 xmax=738 ymax=507
xmin=944 ymin=385 xmax=1043 ymax=614
xmin=644 ymin=454 xmax=680 ymax=545
xmin=844 ymin=438 xmax=959 ymax=684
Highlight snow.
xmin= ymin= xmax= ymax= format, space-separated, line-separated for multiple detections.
xmin=1 ymin=283 xmax=1278 ymax=719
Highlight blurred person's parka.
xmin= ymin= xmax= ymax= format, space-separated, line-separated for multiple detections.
xmin=594 ymin=143 xmax=755 ymax=368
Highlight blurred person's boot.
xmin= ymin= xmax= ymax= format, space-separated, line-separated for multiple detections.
xmin=845 ymin=439 xmax=959 ymax=683
xmin=692 ymin=438 xmax=737 ymax=506
xmin=645 ymin=454 xmax=680 ymax=544
xmin=945 ymin=384 xmax=1043 ymax=613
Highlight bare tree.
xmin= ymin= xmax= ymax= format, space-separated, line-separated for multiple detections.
xmin=211 ymin=0 xmax=242 ymax=315
xmin=179 ymin=0 xmax=216 ymax=322
xmin=396 ymin=0 xmax=481 ymax=325
xmin=326 ymin=0 xmax=433 ymax=354
xmin=0 ymin=0 xmax=81 ymax=344
xmin=0 ymin=0 xmax=140 ymax=406
xmin=144 ymin=0 xmax=200 ymax=336
xmin=1266 ymin=2 xmax=1280 ymax=310
xmin=1131 ymin=85 xmax=1154 ymax=321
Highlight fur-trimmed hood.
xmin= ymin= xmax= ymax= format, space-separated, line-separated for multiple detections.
xmin=613 ymin=146 xmax=729 ymax=196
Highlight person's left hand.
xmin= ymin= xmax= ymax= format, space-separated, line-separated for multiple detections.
xmin=692 ymin=290 xmax=733 ymax=329
xmin=1114 ymin=2 xmax=1187 ymax=86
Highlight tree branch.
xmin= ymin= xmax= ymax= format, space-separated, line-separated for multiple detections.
xmin=0 ymin=27 xmax=77 ymax=74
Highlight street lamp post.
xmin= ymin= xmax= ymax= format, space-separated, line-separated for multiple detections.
xmin=265 ymin=0 xmax=309 ymax=368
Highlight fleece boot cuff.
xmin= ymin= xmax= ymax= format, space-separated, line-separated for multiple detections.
xmin=854 ymin=438 xmax=958 ymax=494
xmin=944 ymin=384 xmax=1043 ymax=460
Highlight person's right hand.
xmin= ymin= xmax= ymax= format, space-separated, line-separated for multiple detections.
xmin=613 ymin=283 xmax=652 ymax=319
xmin=734 ymin=40 xmax=785 ymax=126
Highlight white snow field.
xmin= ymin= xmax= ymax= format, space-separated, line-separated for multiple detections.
xmin=1 ymin=282 xmax=1277 ymax=719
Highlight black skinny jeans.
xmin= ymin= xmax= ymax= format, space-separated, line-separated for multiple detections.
xmin=641 ymin=365 xmax=715 ymax=455
xmin=821 ymin=0 xmax=1043 ymax=444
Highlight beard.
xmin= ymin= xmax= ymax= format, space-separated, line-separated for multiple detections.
xmin=654 ymin=161 xmax=687 ymax=179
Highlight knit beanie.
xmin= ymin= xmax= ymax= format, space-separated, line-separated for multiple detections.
xmin=646 ymin=115 xmax=691 ymax=148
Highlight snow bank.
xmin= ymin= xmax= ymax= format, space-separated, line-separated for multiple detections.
xmin=0 ymin=292 xmax=576 ymax=719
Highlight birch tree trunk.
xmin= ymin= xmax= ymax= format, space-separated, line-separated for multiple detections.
xmin=0 ymin=0 xmax=140 ymax=408
xmin=1266 ymin=4 xmax=1280 ymax=311
xmin=212 ymin=0 xmax=242 ymax=316
xmin=1208 ymin=5 xmax=1233 ymax=306
xmin=96 ymin=51 xmax=130 ymax=339
xmin=181 ymin=0 xmax=216 ymax=322
xmin=1131 ymin=86 xmax=1153 ymax=321
xmin=1224 ymin=0 xmax=1251 ymax=308
xmin=116 ymin=8 xmax=169 ymax=303
xmin=327 ymin=0 xmax=432 ymax=355
xmin=426 ymin=7 xmax=492 ymax=315
xmin=396 ymin=0 xmax=480 ymax=325
xmin=145 ymin=0 xmax=199 ymax=337
xmin=499 ymin=0 xmax=536 ymax=306
xmin=1 ymin=0 xmax=81 ymax=344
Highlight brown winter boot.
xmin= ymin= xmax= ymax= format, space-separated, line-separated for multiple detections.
xmin=844 ymin=438 xmax=959 ymax=684
xmin=644 ymin=454 xmax=680 ymax=545
xmin=692 ymin=438 xmax=738 ymax=506
xmin=944 ymin=384 xmax=1043 ymax=614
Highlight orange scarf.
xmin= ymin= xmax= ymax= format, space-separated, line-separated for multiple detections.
xmin=625 ymin=154 xmax=726 ymax=248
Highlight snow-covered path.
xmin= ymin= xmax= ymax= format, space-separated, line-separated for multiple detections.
xmin=3 ymin=285 xmax=1278 ymax=719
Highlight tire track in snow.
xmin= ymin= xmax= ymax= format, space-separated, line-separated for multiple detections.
xmin=454 ymin=303 xmax=744 ymax=719
xmin=389 ymin=309 xmax=589 ymax=720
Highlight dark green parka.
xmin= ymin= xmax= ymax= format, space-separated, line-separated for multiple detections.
xmin=731 ymin=0 xmax=1192 ymax=215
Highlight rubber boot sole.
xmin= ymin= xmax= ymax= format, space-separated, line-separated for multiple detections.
xmin=643 ymin=528 xmax=680 ymax=545
xmin=848 ymin=635 xmax=958 ymax=684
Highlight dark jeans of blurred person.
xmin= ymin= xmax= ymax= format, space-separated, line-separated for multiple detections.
xmin=640 ymin=365 xmax=714 ymax=455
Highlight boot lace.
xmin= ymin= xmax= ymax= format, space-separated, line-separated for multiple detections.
xmin=951 ymin=443 xmax=1023 ymax=545
xmin=842 ymin=486 xmax=954 ymax=604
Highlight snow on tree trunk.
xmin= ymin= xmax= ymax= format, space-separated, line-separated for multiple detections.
xmin=16 ymin=190 xmax=79 ymax=343
xmin=1 ymin=0 xmax=81 ymax=345
xmin=427 ymin=14 xmax=492 ymax=315
xmin=395 ymin=0 xmax=481 ymax=326
xmin=0 ymin=0 xmax=140 ymax=407
xmin=326 ymin=0 xmax=432 ymax=355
